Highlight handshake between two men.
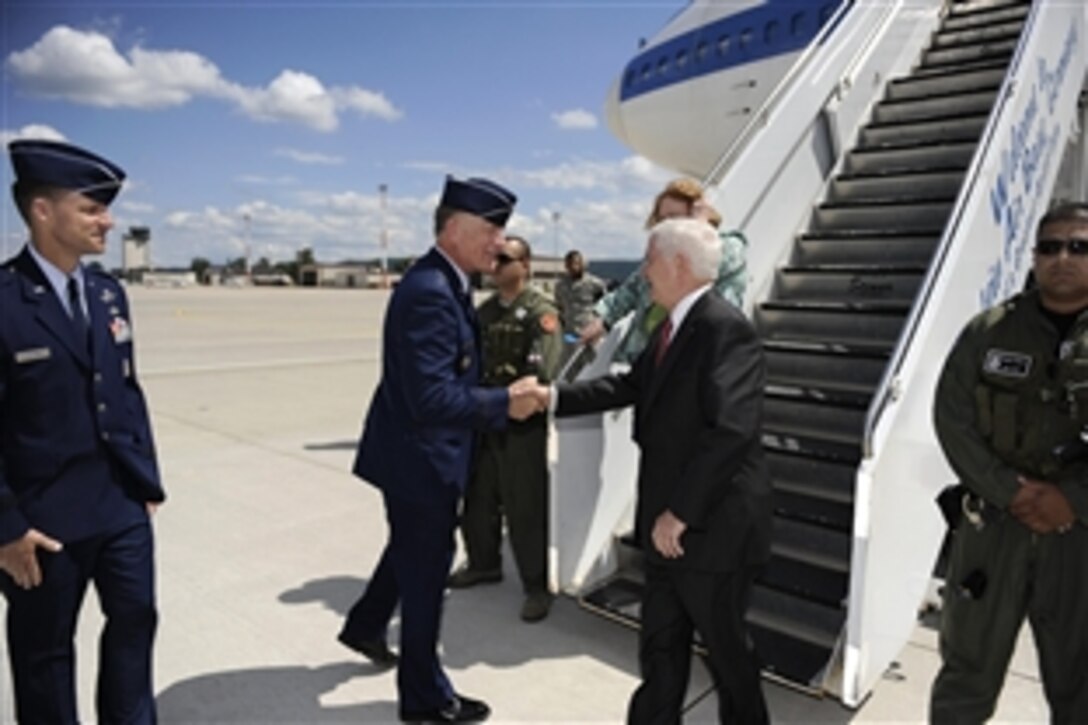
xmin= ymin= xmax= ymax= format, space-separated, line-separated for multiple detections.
xmin=506 ymin=376 xmax=550 ymax=421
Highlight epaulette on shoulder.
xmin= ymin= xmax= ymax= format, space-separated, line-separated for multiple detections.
xmin=0 ymin=263 xmax=18 ymax=290
xmin=975 ymin=292 xmax=1027 ymax=331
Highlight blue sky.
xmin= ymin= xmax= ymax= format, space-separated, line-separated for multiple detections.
xmin=1 ymin=1 xmax=683 ymax=269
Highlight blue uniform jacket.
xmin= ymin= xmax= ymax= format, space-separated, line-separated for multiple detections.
xmin=0 ymin=248 xmax=163 ymax=545
xmin=354 ymin=248 xmax=509 ymax=504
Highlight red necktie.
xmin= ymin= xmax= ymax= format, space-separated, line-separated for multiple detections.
xmin=655 ymin=318 xmax=673 ymax=367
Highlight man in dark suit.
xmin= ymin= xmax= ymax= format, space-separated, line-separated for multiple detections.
xmin=519 ymin=217 xmax=772 ymax=723
xmin=0 ymin=139 xmax=164 ymax=723
xmin=338 ymin=176 xmax=539 ymax=723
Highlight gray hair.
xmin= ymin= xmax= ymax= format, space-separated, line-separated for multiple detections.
xmin=649 ymin=217 xmax=721 ymax=282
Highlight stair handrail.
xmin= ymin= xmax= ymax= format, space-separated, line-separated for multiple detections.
xmin=861 ymin=0 xmax=1043 ymax=458
xmin=701 ymin=0 xmax=878 ymax=188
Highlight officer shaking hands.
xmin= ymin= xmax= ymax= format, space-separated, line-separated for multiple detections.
xmin=0 ymin=140 xmax=164 ymax=723
xmin=449 ymin=235 xmax=562 ymax=622
xmin=931 ymin=202 xmax=1088 ymax=723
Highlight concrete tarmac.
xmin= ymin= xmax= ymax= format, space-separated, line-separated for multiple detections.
xmin=0 ymin=286 xmax=1045 ymax=723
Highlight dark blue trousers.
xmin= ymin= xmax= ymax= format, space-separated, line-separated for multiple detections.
xmin=341 ymin=490 xmax=458 ymax=713
xmin=1 ymin=521 xmax=157 ymax=724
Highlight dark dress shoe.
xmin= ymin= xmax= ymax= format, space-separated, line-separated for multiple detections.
xmin=520 ymin=592 xmax=553 ymax=623
xmin=447 ymin=566 xmax=502 ymax=589
xmin=400 ymin=693 xmax=490 ymax=723
xmin=337 ymin=632 xmax=398 ymax=667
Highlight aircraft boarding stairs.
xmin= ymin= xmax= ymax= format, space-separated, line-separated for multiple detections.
xmin=565 ymin=0 xmax=1075 ymax=702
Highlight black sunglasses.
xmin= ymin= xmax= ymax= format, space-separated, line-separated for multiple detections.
xmin=496 ymin=252 xmax=524 ymax=266
xmin=1035 ymin=238 xmax=1088 ymax=256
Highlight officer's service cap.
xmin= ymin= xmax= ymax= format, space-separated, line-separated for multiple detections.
xmin=440 ymin=176 xmax=517 ymax=227
xmin=8 ymin=139 xmax=126 ymax=206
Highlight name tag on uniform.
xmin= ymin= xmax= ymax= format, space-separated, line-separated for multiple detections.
xmin=14 ymin=347 xmax=52 ymax=364
xmin=982 ymin=349 xmax=1033 ymax=378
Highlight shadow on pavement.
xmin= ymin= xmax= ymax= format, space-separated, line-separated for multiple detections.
xmin=156 ymin=662 xmax=399 ymax=723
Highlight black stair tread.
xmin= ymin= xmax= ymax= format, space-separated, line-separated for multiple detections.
xmin=763 ymin=419 xmax=861 ymax=446
xmin=761 ymin=299 xmax=911 ymax=313
xmin=763 ymin=338 xmax=893 ymax=358
xmin=772 ymin=489 xmax=854 ymax=534
xmin=748 ymin=587 xmax=843 ymax=647
xmin=770 ymin=541 xmax=850 ymax=575
xmin=798 ymin=228 xmax=943 ymax=241
xmin=816 ymin=195 xmax=956 ymax=210
xmin=920 ymin=49 xmax=1014 ymax=72
xmin=897 ymin=56 xmax=1010 ymax=80
xmin=861 ymin=109 xmax=990 ymax=133
xmin=931 ymin=26 xmax=1025 ymax=50
xmin=835 ymin=165 xmax=967 ymax=181
xmin=748 ymin=625 xmax=833 ymax=686
xmin=876 ymin=85 xmax=997 ymax=108
xmin=762 ymin=555 xmax=850 ymax=608
xmin=947 ymin=0 xmax=1031 ymax=18
xmin=762 ymin=429 xmax=863 ymax=464
xmin=765 ymin=380 xmax=875 ymax=407
xmin=942 ymin=5 xmax=1029 ymax=32
xmin=779 ymin=264 xmax=928 ymax=274
xmin=850 ymin=137 xmax=977 ymax=155
xmin=773 ymin=477 xmax=854 ymax=506
xmin=579 ymin=575 xmax=643 ymax=625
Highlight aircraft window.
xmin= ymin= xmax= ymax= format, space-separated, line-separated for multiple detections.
xmin=717 ymin=35 xmax=730 ymax=55
xmin=657 ymin=56 xmax=669 ymax=75
xmin=625 ymin=69 xmax=636 ymax=88
xmin=696 ymin=41 xmax=709 ymax=62
xmin=676 ymin=49 xmax=688 ymax=69
xmin=739 ymin=28 xmax=753 ymax=51
xmin=641 ymin=63 xmax=651 ymax=81
xmin=792 ymin=12 xmax=807 ymax=36
xmin=765 ymin=21 xmax=780 ymax=44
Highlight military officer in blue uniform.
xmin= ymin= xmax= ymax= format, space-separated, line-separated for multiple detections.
xmin=0 ymin=139 xmax=164 ymax=723
xmin=337 ymin=176 xmax=539 ymax=723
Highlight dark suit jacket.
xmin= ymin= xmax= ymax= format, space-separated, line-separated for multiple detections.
xmin=354 ymin=248 xmax=509 ymax=504
xmin=557 ymin=290 xmax=771 ymax=572
xmin=0 ymin=247 xmax=162 ymax=545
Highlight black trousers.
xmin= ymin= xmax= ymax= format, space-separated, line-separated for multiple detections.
xmin=1 ymin=521 xmax=157 ymax=725
xmin=460 ymin=420 xmax=548 ymax=594
xmin=628 ymin=562 xmax=768 ymax=725
xmin=340 ymin=490 xmax=459 ymax=714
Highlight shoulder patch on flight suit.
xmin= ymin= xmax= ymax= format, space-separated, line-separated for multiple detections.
xmin=539 ymin=313 xmax=558 ymax=334
xmin=982 ymin=349 xmax=1033 ymax=378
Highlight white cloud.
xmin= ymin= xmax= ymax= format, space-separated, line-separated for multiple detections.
xmin=228 ymin=69 xmax=338 ymax=131
xmin=0 ymin=124 xmax=67 ymax=147
xmin=118 ymin=200 xmax=155 ymax=214
xmin=6 ymin=26 xmax=406 ymax=132
xmin=551 ymin=109 xmax=598 ymax=130
xmin=236 ymin=174 xmax=297 ymax=185
xmin=111 ymin=154 xmax=674 ymax=268
xmin=332 ymin=87 xmax=404 ymax=122
xmin=275 ymin=148 xmax=345 ymax=166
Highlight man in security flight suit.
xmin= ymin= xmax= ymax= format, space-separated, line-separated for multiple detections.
xmin=930 ymin=202 xmax=1088 ymax=723
xmin=0 ymin=139 xmax=164 ymax=723
xmin=449 ymin=235 xmax=563 ymax=622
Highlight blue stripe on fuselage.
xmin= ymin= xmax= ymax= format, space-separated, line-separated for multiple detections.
xmin=619 ymin=0 xmax=848 ymax=102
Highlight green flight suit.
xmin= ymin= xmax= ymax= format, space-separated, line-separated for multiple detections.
xmin=461 ymin=286 xmax=562 ymax=595
xmin=931 ymin=290 xmax=1088 ymax=724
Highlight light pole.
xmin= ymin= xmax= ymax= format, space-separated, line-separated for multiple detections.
xmin=243 ymin=212 xmax=252 ymax=281
xmin=379 ymin=183 xmax=389 ymax=288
